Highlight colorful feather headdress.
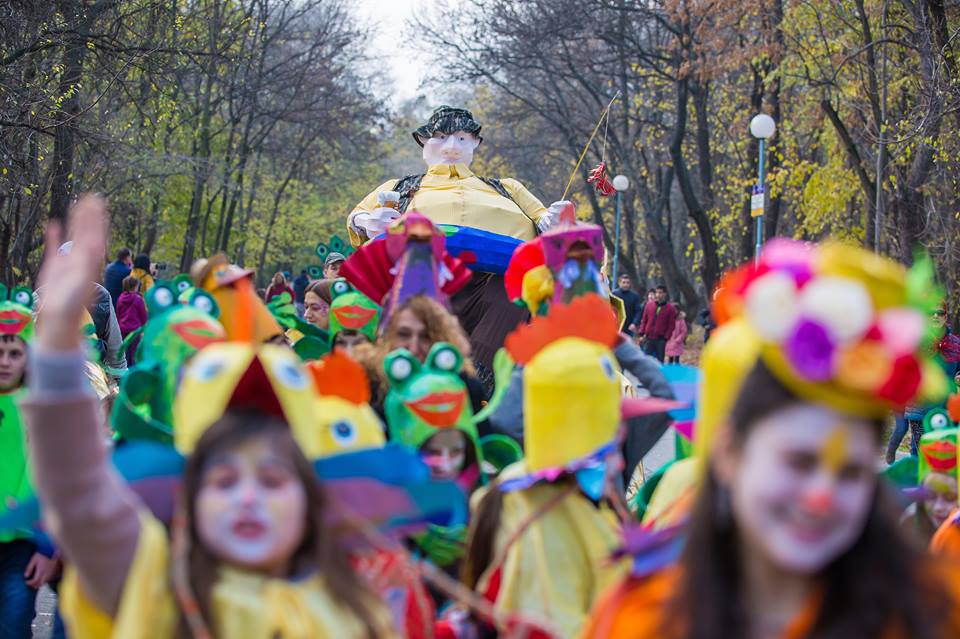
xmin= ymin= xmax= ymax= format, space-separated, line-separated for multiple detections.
xmin=340 ymin=211 xmax=472 ymax=326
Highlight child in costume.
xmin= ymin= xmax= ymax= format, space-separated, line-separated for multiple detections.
xmin=461 ymin=295 xmax=678 ymax=638
xmin=22 ymin=205 xmax=398 ymax=639
xmin=384 ymin=342 xmax=485 ymax=571
xmin=0 ymin=286 xmax=58 ymax=638
xmin=583 ymin=240 xmax=960 ymax=639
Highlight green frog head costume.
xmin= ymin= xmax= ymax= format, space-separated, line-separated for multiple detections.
xmin=328 ymin=279 xmax=380 ymax=345
xmin=111 ymin=282 xmax=226 ymax=443
xmin=383 ymin=342 xmax=483 ymax=493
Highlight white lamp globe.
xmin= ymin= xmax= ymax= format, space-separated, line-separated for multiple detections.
xmin=750 ymin=114 xmax=776 ymax=139
xmin=612 ymin=174 xmax=630 ymax=191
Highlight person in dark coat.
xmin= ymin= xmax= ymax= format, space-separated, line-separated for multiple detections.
xmin=102 ymin=247 xmax=132 ymax=308
xmin=612 ymin=274 xmax=643 ymax=336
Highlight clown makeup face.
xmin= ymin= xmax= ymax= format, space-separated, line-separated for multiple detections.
xmin=392 ymin=309 xmax=431 ymax=362
xmin=195 ymin=434 xmax=307 ymax=577
xmin=304 ymin=291 xmax=330 ymax=330
xmin=422 ymin=130 xmax=480 ymax=167
xmin=332 ymin=329 xmax=370 ymax=355
xmin=923 ymin=472 xmax=958 ymax=528
xmin=715 ymin=404 xmax=876 ymax=575
xmin=0 ymin=336 xmax=27 ymax=391
xmin=420 ymin=429 xmax=468 ymax=481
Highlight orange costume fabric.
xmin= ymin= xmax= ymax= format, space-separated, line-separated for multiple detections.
xmin=581 ymin=562 xmax=960 ymax=639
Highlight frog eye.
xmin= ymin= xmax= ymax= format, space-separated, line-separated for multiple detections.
xmin=12 ymin=289 xmax=31 ymax=307
xmin=332 ymin=280 xmax=350 ymax=296
xmin=153 ymin=287 xmax=174 ymax=308
xmin=189 ymin=291 xmax=219 ymax=318
xmin=189 ymin=353 xmax=226 ymax=382
xmin=272 ymin=358 xmax=309 ymax=390
xmin=389 ymin=357 xmax=413 ymax=381
xmin=599 ymin=355 xmax=616 ymax=380
xmin=330 ymin=420 xmax=357 ymax=447
xmin=433 ymin=347 xmax=458 ymax=372
xmin=930 ymin=412 xmax=950 ymax=430
xmin=176 ymin=280 xmax=191 ymax=293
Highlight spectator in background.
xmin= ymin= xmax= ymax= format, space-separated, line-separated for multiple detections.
xmin=116 ymin=275 xmax=147 ymax=365
xmin=612 ymin=274 xmax=642 ymax=336
xmin=637 ymin=284 xmax=677 ymax=363
xmin=130 ymin=253 xmax=155 ymax=294
xmin=323 ymin=252 xmax=345 ymax=279
xmin=293 ymin=269 xmax=310 ymax=317
xmin=263 ymin=272 xmax=293 ymax=303
xmin=303 ymin=279 xmax=334 ymax=330
xmin=665 ymin=309 xmax=687 ymax=364
xmin=103 ymin=247 xmax=132 ymax=307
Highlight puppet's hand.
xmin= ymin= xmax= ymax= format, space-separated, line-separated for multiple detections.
xmin=349 ymin=207 xmax=401 ymax=237
xmin=536 ymin=200 xmax=570 ymax=232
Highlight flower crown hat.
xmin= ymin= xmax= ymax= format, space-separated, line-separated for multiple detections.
xmin=696 ymin=239 xmax=948 ymax=458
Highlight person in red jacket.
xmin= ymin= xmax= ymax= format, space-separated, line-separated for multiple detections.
xmin=637 ymin=285 xmax=677 ymax=363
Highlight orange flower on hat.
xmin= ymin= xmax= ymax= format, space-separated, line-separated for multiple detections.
xmin=836 ymin=340 xmax=892 ymax=392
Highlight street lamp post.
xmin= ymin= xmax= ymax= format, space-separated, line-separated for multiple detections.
xmin=749 ymin=114 xmax=776 ymax=265
xmin=612 ymin=174 xmax=630 ymax=283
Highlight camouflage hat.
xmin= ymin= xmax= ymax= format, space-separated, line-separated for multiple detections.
xmin=412 ymin=106 xmax=483 ymax=147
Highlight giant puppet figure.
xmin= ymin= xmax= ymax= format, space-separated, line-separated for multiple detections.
xmin=347 ymin=106 xmax=563 ymax=386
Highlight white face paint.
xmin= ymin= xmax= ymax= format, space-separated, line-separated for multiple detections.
xmin=195 ymin=436 xmax=307 ymax=576
xmin=422 ymin=130 xmax=480 ymax=167
xmin=420 ymin=429 xmax=468 ymax=481
xmin=722 ymin=404 xmax=876 ymax=575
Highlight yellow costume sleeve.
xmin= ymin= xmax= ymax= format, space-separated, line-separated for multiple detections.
xmin=501 ymin=178 xmax=547 ymax=223
xmin=60 ymin=512 xmax=177 ymax=639
xmin=478 ymin=478 xmax=628 ymax=637
xmin=348 ymin=179 xmax=398 ymax=247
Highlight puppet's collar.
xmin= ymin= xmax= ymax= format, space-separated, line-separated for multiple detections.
xmin=426 ymin=163 xmax=474 ymax=179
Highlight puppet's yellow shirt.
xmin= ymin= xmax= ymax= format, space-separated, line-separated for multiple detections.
xmin=349 ymin=164 xmax=547 ymax=246
xmin=61 ymin=514 xmax=398 ymax=639
xmin=474 ymin=463 xmax=629 ymax=638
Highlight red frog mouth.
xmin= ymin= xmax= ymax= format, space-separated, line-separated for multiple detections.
xmin=172 ymin=319 xmax=224 ymax=350
xmin=921 ymin=439 xmax=957 ymax=473
xmin=405 ymin=390 xmax=466 ymax=427
xmin=332 ymin=305 xmax=377 ymax=329
xmin=0 ymin=310 xmax=29 ymax=335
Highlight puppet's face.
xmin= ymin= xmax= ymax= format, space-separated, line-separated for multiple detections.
xmin=196 ymin=434 xmax=306 ymax=575
xmin=716 ymin=404 xmax=876 ymax=575
xmin=422 ymin=130 xmax=480 ymax=167
xmin=0 ymin=336 xmax=27 ymax=391
xmin=923 ymin=472 xmax=958 ymax=528
xmin=383 ymin=344 xmax=481 ymax=485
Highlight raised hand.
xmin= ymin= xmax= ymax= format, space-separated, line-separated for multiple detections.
xmin=35 ymin=194 xmax=109 ymax=352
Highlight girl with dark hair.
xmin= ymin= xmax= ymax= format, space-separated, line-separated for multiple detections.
xmin=584 ymin=240 xmax=960 ymax=638
xmin=22 ymin=201 xmax=397 ymax=638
